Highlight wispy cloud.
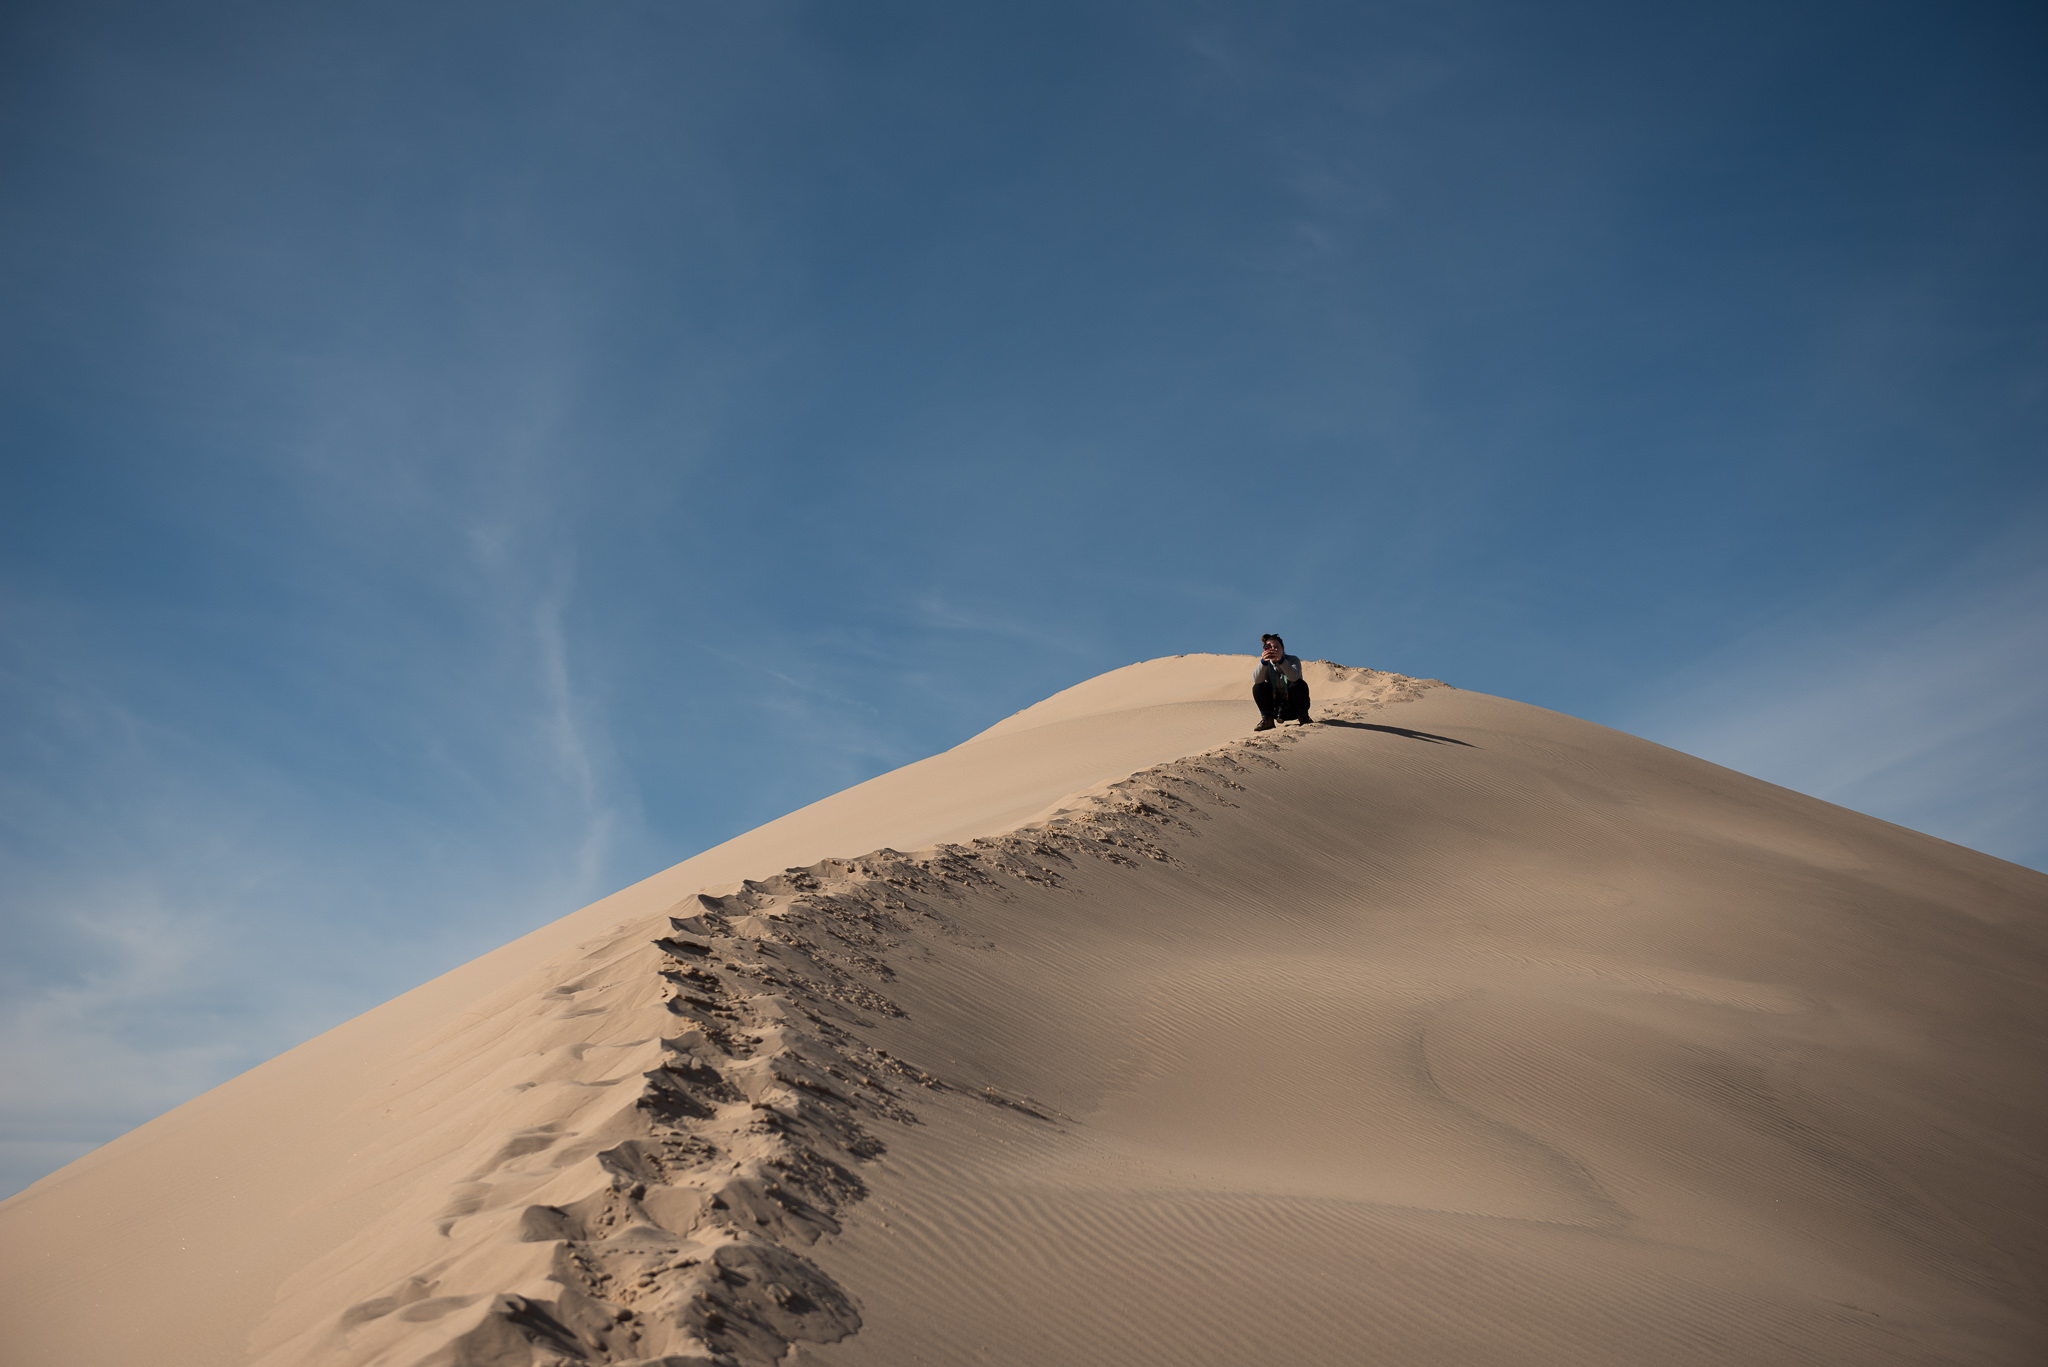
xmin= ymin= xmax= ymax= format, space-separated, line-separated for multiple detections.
xmin=1624 ymin=548 xmax=2048 ymax=870
xmin=0 ymin=601 xmax=638 ymax=1195
xmin=0 ymin=883 xmax=254 ymax=1193
xmin=915 ymin=594 xmax=1091 ymax=656
xmin=532 ymin=574 xmax=624 ymax=892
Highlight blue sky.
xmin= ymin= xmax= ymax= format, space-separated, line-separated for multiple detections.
xmin=2 ymin=0 xmax=2043 ymax=1196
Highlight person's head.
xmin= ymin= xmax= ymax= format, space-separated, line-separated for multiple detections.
xmin=1261 ymin=633 xmax=1284 ymax=655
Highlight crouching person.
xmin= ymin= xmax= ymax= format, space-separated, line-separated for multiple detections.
xmin=1252 ymin=633 xmax=1314 ymax=730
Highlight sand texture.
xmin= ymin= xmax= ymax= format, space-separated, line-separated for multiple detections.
xmin=2 ymin=654 xmax=2045 ymax=1366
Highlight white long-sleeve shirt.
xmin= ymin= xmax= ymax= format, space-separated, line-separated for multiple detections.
xmin=1252 ymin=654 xmax=1303 ymax=688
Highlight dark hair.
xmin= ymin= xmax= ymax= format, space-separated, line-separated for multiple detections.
xmin=1261 ymin=633 xmax=1283 ymax=647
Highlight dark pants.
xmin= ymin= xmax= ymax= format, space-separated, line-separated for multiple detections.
xmin=1254 ymin=678 xmax=1312 ymax=721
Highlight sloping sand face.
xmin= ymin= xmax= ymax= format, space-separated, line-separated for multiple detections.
xmin=3 ymin=656 xmax=2045 ymax=1366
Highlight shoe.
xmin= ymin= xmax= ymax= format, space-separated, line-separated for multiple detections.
xmin=1253 ymin=717 xmax=1275 ymax=731
xmin=1299 ymin=714 xmax=1315 ymax=725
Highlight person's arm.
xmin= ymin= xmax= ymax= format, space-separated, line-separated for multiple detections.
xmin=1284 ymin=655 xmax=1304 ymax=683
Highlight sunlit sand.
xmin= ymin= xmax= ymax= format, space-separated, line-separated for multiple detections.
xmin=4 ymin=655 xmax=2044 ymax=1366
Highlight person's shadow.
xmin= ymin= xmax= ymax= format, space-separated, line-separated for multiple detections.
xmin=1316 ymin=719 xmax=1475 ymax=747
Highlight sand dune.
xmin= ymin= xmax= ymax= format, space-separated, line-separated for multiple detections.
xmin=3 ymin=655 xmax=2045 ymax=1366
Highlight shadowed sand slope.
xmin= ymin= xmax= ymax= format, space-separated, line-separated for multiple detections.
xmin=4 ymin=657 xmax=2046 ymax=1366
